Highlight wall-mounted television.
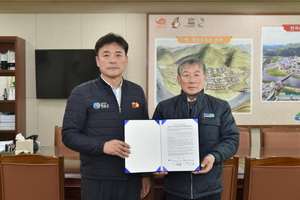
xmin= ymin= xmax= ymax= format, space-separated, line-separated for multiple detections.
xmin=35 ymin=49 xmax=99 ymax=99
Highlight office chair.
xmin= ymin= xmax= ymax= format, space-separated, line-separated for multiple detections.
xmin=243 ymin=156 xmax=300 ymax=200
xmin=236 ymin=126 xmax=251 ymax=156
xmin=260 ymin=126 xmax=300 ymax=148
xmin=221 ymin=156 xmax=239 ymax=200
xmin=55 ymin=125 xmax=79 ymax=157
xmin=237 ymin=126 xmax=251 ymax=148
xmin=0 ymin=154 xmax=64 ymax=200
xmin=260 ymin=126 xmax=300 ymax=157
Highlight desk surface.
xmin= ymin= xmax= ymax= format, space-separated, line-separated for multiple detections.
xmin=37 ymin=146 xmax=300 ymax=200
xmin=37 ymin=146 xmax=300 ymax=173
xmin=237 ymin=147 xmax=300 ymax=175
xmin=37 ymin=146 xmax=80 ymax=173
xmin=37 ymin=146 xmax=152 ymax=200
xmin=236 ymin=147 xmax=300 ymax=158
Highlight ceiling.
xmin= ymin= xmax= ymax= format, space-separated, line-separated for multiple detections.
xmin=1 ymin=0 xmax=300 ymax=14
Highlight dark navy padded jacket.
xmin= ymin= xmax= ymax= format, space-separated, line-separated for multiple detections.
xmin=152 ymin=90 xmax=239 ymax=199
xmin=62 ymin=77 xmax=149 ymax=180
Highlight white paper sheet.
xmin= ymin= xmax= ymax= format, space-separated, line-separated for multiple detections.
xmin=161 ymin=119 xmax=200 ymax=172
xmin=124 ymin=120 xmax=161 ymax=173
xmin=124 ymin=119 xmax=199 ymax=173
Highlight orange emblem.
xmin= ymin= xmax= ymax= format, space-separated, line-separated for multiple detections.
xmin=156 ymin=18 xmax=167 ymax=25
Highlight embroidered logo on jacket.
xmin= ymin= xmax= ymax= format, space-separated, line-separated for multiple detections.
xmin=203 ymin=113 xmax=215 ymax=117
xmin=93 ymin=102 xmax=109 ymax=109
xmin=132 ymin=102 xmax=140 ymax=108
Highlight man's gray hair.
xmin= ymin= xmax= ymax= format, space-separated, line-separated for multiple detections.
xmin=177 ymin=57 xmax=206 ymax=75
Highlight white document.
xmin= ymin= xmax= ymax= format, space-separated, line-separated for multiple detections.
xmin=124 ymin=119 xmax=200 ymax=173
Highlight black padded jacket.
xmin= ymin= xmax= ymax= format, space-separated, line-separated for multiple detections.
xmin=62 ymin=77 xmax=149 ymax=180
xmin=152 ymin=90 xmax=239 ymax=199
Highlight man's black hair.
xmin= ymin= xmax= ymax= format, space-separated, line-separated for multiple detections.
xmin=95 ymin=32 xmax=129 ymax=56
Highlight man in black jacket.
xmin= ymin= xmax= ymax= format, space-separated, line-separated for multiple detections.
xmin=153 ymin=57 xmax=239 ymax=200
xmin=62 ymin=33 xmax=150 ymax=200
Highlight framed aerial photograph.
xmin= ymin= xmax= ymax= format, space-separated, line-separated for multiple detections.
xmin=261 ymin=26 xmax=300 ymax=102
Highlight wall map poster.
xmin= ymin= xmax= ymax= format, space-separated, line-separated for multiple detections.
xmin=147 ymin=14 xmax=253 ymax=115
xmin=148 ymin=14 xmax=300 ymax=125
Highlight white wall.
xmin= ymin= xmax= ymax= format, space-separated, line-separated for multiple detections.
xmin=1 ymin=1 xmax=298 ymax=146
xmin=0 ymin=13 xmax=147 ymax=146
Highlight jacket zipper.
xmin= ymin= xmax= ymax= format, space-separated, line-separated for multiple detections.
xmin=191 ymin=173 xmax=194 ymax=199
xmin=188 ymin=101 xmax=193 ymax=199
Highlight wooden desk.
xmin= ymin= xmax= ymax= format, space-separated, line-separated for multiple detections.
xmin=37 ymin=146 xmax=152 ymax=200
xmin=151 ymin=147 xmax=300 ymax=200
xmin=37 ymin=147 xmax=300 ymax=200
xmin=236 ymin=147 xmax=300 ymax=200
xmin=36 ymin=146 xmax=81 ymax=200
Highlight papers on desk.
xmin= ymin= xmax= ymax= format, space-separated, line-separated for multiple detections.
xmin=124 ymin=119 xmax=200 ymax=173
xmin=0 ymin=140 xmax=14 ymax=152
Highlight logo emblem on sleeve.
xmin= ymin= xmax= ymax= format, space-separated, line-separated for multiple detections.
xmin=132 ymin=102 xmax=140 ymax=108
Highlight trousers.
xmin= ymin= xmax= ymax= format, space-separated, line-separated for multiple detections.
xmin=81 ymin=177 xmax=141 ymax=200
xmin=166 ymin=192 xmax=221 ymax=200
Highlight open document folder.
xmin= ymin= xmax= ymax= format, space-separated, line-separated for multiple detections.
xmin=124 ymin=119 xmax=200 ymax=173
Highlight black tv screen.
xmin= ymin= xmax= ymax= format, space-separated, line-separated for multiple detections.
xmin=35 ymin=49 xmax=99 ymax=99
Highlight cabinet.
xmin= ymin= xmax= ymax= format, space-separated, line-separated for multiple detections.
xmin=0 ymin=36 xmax=26 ymax=141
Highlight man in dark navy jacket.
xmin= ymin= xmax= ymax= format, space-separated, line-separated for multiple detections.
xmin=153 ymin=57 xmax=239 ymax=200
xmin=62 ymin=33 xmax=150 ymax=200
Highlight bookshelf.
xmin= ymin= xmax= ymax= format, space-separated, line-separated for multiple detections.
xmin=0 ymin=36 xmax=26 ymax=141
